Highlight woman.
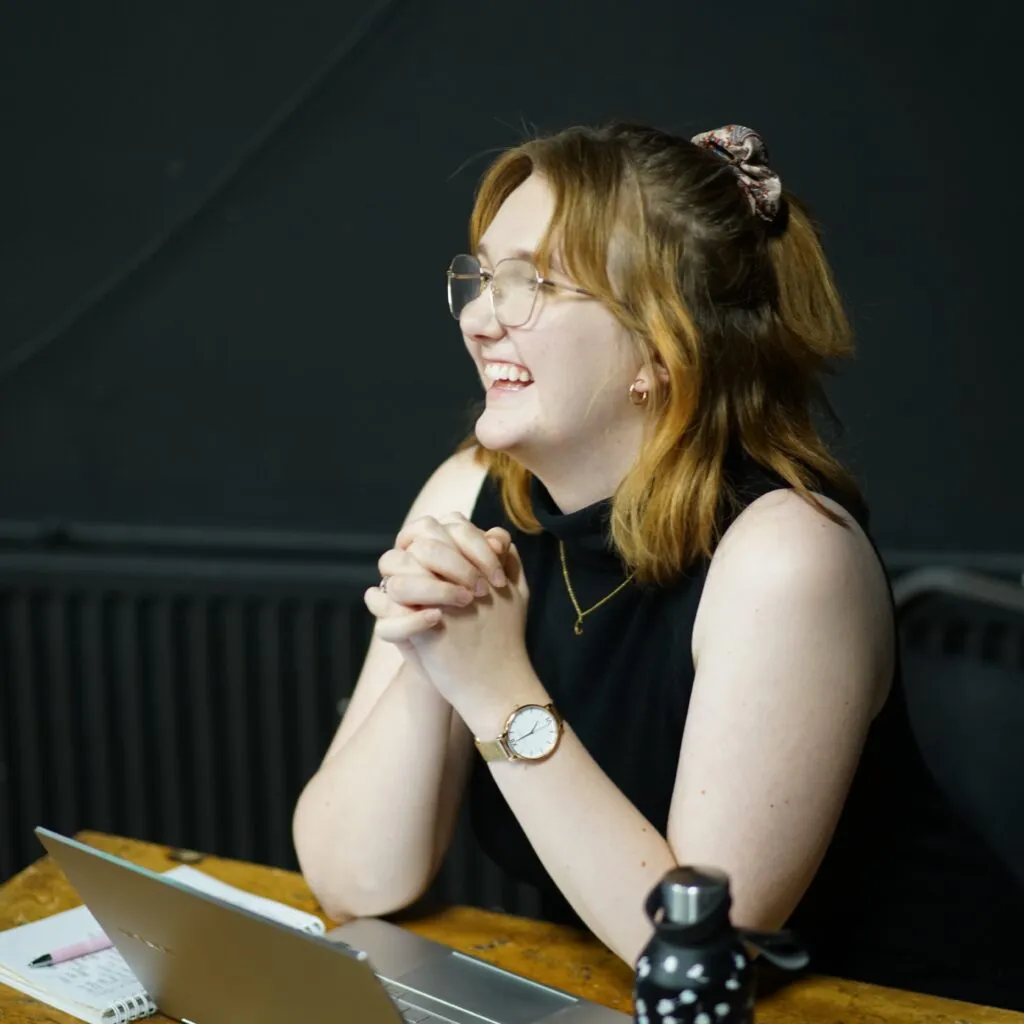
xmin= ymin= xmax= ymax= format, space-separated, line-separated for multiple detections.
xmin=294 ymin=122 xmax=1022 ymax=1007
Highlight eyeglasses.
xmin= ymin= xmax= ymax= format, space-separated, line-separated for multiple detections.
xmin=446 ymin=253 xmax=591 ymax=328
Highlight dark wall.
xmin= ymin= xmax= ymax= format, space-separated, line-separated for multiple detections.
xmin=1 ymin=0 xmax=1021 ymax=553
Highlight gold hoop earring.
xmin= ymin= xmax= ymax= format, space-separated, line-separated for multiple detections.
xmin=628 ymin=382 xmax=649 ymax=406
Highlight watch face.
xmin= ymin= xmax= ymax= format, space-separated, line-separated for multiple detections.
xmin=506 ymin=705 xmax=560 ymax=760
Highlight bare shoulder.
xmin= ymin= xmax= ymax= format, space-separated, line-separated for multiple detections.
xmin=693 ymin=488 xmax=894 ymax=702
xmin=403 ymin=446 xmax=489 ymax=526
xmin=708 ymin=487 xmax=884 ymax=594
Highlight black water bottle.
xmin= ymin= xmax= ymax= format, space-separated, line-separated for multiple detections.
xmin=633 ymin=867 xmax=808 ymax=1024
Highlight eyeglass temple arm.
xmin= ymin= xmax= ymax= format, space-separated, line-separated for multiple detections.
xmin=537 ymin=275 xmax=591 ymax=297
xmin=447 ymin=262 xmax=592 ymax=298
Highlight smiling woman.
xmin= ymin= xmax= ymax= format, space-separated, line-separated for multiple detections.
xmin=458 ymin=125 xmax=858 ymax=581
xmin=293 ymin=121 xmax=1024 ymax=1012
xmin=454 ymin=173 xmax=643 ymax=508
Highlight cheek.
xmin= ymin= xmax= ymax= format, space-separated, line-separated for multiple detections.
xmin=526 ymin=344 xmax=623 ymax=418
xmin=462 ymin=336 xmax=483 ymax=371
xmin=531 ymin=314 xmax=634 ymax=393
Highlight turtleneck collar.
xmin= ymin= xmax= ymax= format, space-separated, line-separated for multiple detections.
xmin=527 ymin=448 xmax=762 ymax=575
xmin=530 ymin=476 xmax=624 ymax=569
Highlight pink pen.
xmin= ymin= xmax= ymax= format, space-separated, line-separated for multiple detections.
xmin=29 ymin=932 xmax=113 ymax=967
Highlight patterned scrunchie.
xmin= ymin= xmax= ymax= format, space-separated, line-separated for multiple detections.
xmin=690 ymin=124 xmax=782 ymax=223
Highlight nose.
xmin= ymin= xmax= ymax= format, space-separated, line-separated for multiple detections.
xmin=459 ymin=290 xmax=505 ymax=343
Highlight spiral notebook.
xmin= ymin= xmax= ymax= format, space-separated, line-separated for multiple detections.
xmin=0 ymin=864 xmax=326 ymax=1023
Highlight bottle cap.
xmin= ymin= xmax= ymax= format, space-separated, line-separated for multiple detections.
xmin=647 ymin=866 xmax=731 ymax=927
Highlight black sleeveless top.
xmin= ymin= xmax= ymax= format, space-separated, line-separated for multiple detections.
xmin=468 ymin=452 xmax=1024 ymax=1010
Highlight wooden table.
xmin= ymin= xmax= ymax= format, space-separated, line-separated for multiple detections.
xmin=1 ymin=833 xmax=1021 ymax=1024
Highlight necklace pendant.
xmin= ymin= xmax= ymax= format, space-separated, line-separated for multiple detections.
xmin=573 ymin=617 xmax=584 ymax=636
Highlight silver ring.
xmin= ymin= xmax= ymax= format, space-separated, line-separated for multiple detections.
xmin=379 ymin=576 xmax=390 ymax=593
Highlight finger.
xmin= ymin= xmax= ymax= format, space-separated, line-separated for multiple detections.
xmin=364 ymin=585 xmax=445 ymax=632
xmin=380 ymin=539 xmax=481 ymax=591
xmin=404 ymin=537 xmax=491 ymax=592
xmin=485 ymin=527 xmax=512 ymax=555
xmin=381 ymin=573 xmax=475 ymax=608
xmin=502 ymin=542 xmax=530 ymax=599
xmin=396 ymin=513 xmax=508 ymax=589
xmin=395 ymin=516 xmax=489 ymax=590
xmin=395 ymin=515 xmax=453 ymax=551
xmin=437 ymin=513 xmax=508 ymax=587
xmin=374 ymin=608 xmax=443 ymax=643
xmin=378 ymin=547 xmax=433 ymax=579
xmin=364 ymin=585 xmax=402 ymax=619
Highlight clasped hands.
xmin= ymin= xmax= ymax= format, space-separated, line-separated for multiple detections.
xmin=364 ymin=513 xmax=533 ymax=717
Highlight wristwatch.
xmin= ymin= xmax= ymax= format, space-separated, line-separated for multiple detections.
xmin=475 ymin=703 xmax=564 ymax=763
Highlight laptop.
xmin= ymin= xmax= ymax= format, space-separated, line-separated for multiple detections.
xmin=35 ymin=828 xmax=627 ymax=1024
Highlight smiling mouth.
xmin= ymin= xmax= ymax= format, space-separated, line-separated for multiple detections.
xmin=484 ymin=362 xmax=533 ymax=392
xmin=489 ymin=378 xmax=533 ymax=392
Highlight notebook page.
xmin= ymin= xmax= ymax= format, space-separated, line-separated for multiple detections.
xmin=0 ymin=862 xmax=324 ymax=1022
xmin=0 ymin=904 xmax=149 ymax=1024
xmin=163 ymin=865 xmax=326 ymax=934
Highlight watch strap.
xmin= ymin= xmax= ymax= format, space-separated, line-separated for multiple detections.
xmin=474 ymin=737 xmax=511 ymax=762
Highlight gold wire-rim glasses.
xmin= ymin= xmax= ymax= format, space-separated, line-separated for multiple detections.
xmin=446 ymin=253 xmax=592 ymax=328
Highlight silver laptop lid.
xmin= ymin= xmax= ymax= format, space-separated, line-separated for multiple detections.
xmin=34 ymin=828 xmax=401 ymax=1024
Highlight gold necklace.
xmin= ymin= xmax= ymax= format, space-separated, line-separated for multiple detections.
xmin=558 ymin=539 xmax=635 ymax=636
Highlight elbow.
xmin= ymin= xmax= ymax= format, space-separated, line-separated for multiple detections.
xmin=316 ymin=882 xmax=423 ymax=924
xmin=304 ymin=862 xmax=430 ymax=924
xmin=292 ymin=784 xmax=430 ymax=923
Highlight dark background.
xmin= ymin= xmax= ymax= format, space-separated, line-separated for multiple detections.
xmin=1 ymin=0 xmax=1022 ymax=886
xmin=2 ymin=0 xmax=1021 ymax=553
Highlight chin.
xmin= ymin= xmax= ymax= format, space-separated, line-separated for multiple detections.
xmin=473 ymin=406 xmax=531 ymax=454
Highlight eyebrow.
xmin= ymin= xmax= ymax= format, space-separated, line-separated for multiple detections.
xmin=476 ymin=242 xmax=565 ymax=272
xmin=475 ymin=242 xmax=538 ymax=262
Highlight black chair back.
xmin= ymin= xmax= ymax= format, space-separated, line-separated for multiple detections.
xmin=896 ymin=568 xmax=1024 ymax=890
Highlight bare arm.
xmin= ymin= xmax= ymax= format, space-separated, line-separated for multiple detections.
xmin=450 ymin=490 xmax=892 ymax=963
xmin=292 ymin=449 xmax=487 ymax=920
xmin=671 ymin=490 xmax=894 ymax=930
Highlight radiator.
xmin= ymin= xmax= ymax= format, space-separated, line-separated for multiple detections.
xmin=0 ymin=580 xmax=369 ymax=879
xmin=0 ymin=542 xmax=536 ymax=916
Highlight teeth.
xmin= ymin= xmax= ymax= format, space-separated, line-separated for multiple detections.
xmin=485 ymin=362 xmax=533 ymax=383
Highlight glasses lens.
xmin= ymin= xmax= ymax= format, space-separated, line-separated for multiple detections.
xmin=492 ymin=259 xmax=539 ymax=327
xmin=447 ymin=254 xmax=481 ymax=320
